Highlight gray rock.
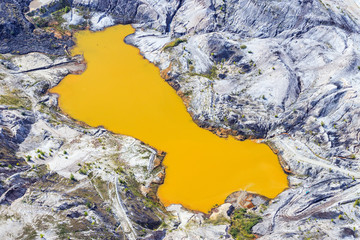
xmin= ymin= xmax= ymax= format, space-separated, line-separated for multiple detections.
xmin=2 ymin=0 xmax=360 ymax=239
xmin=0 ymin=0 xmax=73 ymax=55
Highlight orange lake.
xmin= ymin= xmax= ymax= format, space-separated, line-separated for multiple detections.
xmin=50 ymin=24 xmax=288 ymax=213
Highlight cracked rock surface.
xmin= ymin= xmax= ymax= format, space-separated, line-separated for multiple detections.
xmin=1 ymin=0 xmax=360 ymax=239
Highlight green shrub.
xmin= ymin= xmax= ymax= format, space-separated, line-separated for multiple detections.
xmin=115 ymin=167 xmax=124 ymax=174
xmin=189 ymin=65 xmax=217 ymax=79
xmin=240 ymin=45 xmax=247 ymax=49
xmin=79 ymin=168 xmax=87 ymax=175
xmin=33 ymin=17 xmax=48 ymax=27
xmin=164 ymin=39 xmax=187 ymax=50
xmin=70 ymin=173 xmax=75 ymax=181
xmin=64 ymin=6 xmax=71 ymax=13
xmin=0 ymin=94 xmax=32 ymax=110
xmin=229 ymin=208 xmax=262 ymax=240
xmin=183 ymin=90 xmax=193 ymax=96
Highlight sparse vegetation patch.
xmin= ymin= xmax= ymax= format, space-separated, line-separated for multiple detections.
xmin=164 ymin=39 xmax=187 ymax=50
xmin=229 ymin=208 xmax=262 ymax=240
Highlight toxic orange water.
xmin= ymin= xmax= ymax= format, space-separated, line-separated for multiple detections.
xmin=50 ymin=25 xmax=288 ymax=213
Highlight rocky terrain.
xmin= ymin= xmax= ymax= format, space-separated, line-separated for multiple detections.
xmin=1 ymin=0 xmax=360 ymax=239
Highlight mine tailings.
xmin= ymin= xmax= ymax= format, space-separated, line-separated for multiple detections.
xmin=50 ymin=24 xmax=288 ymax=213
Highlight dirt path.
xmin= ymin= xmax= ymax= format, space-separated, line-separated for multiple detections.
xmin=114 ymin=176 xmax=137 ymax=240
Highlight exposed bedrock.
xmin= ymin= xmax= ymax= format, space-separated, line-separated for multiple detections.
xmin=124 ymin=0 xmax=360 ymax=238
xmin=1 ymin=0 xmax=360 ymax=239
xmin=0 ymin=0 xmax=73 ymax=54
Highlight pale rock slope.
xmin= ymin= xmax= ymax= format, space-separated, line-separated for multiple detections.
xmin=1 ymin=0 xmax=360 ymax=239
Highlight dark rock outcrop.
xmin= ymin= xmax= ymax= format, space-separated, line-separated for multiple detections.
xmin=0 ymin=0 xmax=73 ymax=55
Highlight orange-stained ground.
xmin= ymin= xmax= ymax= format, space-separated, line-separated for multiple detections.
xmin=50 ymin=25 xmax=288 ymax=213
